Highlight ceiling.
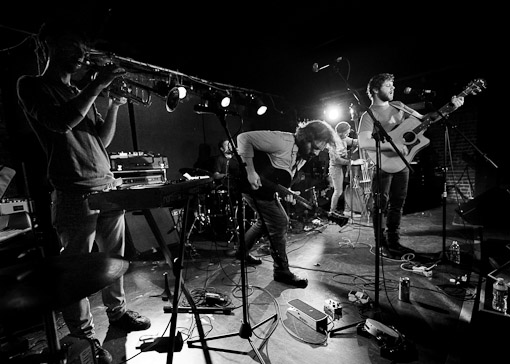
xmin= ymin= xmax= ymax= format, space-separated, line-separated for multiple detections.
xmin=0 ymin=2 xmax=496 ymax=117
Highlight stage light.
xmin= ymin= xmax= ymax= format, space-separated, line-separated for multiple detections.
xmin=218 ymin=90 xmax=231 ymax=107
xmin=177 ymin=85 xmax=187 ymax=99
xmin=323 ymin=104 xmax=343 ymax=122
xmin=252 ymin=96 xmax=267 ymax=115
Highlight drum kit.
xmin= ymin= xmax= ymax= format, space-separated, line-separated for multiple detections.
xmin=0 ymin=252 xmax=129 ymax=363
xmin=179 ymin=168 xmax=257 ymax=243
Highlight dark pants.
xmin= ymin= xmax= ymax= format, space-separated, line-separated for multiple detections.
xmin=241 ymin=193 xmax=291 ymax=272
xmin=370 ymin=167 xmax=409 ymax=246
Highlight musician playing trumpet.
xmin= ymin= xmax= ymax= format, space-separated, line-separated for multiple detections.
xmin=16 ymin=18 xmax=150 ymax=364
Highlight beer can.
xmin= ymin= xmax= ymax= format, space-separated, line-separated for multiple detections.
xmin=399 ymin=277 xmax=410 ymax=302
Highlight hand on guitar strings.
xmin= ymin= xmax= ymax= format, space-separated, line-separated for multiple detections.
xmin=282 ymin=190 xmax=300 ymax=205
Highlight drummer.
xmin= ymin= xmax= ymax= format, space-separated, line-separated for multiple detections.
xmin=212 ymin=138 xmax=241 ymax=193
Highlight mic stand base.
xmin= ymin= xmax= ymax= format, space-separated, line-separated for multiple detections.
xmin=187 ymin=313 xmax=278 ymax=363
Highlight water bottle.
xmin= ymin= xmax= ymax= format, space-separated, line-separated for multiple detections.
xmin=449 ymin=241 xmax=460 ymax=264
xmin=492 ymin=278 xmax=508 ymax=314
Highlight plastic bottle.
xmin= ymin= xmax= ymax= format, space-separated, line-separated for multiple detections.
xmin=449 ymin=241 xmax=460 ymax=264
xmin=492 ymin=278 xmax=508 ymax=314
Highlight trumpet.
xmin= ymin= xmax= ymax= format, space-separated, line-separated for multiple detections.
xmin=80 ymin=52 xmax=182 ymax=110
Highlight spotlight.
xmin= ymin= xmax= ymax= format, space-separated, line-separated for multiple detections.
xmin=218 ymin=90 xmax=231 ymax=108
xmin=202 ymin=90 xmax=231 ymax=110
xmin=252 ymin=96 xmax=267 ymax=115
xmin=177 ymin=85 xmax=187 ymax=99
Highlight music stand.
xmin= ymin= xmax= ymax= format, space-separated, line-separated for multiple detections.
xmin=186 ymin=110 xmax=278 ymax=363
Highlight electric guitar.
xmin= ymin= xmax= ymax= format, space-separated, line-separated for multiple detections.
xmin=242 ymin=151 xmax=348 ymax=227
xmin=366 ymin=78 xmax=486 ymax=173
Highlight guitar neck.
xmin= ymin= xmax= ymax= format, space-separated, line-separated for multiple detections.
xmin=261 ymin=177 xmax=313 ymax=210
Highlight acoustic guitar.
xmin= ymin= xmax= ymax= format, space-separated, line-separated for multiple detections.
xmin=243 ymin=151 xmax=348 ymax=227
xmin=366 ymin=78 xmax=486 ymax=173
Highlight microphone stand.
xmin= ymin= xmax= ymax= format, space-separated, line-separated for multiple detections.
xmin=187 ymin=111 xmax=278 ymax=363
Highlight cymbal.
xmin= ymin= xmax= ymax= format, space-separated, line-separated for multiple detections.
xmin=0 ymin=252 xmax=129 ymax=316
xmin=179 ymin=167 xmax=211 ymax=177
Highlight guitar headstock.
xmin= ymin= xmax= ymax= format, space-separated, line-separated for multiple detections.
xmin=461 ymin=78 xmax=487 ymax=97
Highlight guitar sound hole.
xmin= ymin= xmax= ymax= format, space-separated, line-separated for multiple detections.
xmin=402 ymin=132 xmax=416 ymax=144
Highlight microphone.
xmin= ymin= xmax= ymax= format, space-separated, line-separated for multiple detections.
xmin=194 ymin=104 xmax=238 ymax=116
xmin=404 ymin=87 xmax=436 ymax=97
xmin=312 ymin=56 xmax=343 ymax=72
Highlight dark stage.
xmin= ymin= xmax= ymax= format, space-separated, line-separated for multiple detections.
xmin=2 ymin=197 xmax=509 ymax=364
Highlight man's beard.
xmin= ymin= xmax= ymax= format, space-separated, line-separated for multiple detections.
xmin=296 ymin=139 xmax=315 ymax=161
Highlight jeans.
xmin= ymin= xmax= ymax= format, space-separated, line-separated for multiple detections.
xmin=242 ymin=193 xmax=290 ymax=272
xmin=51 ymin=190 xmax=126 ymax=338
xmin=329 ymin=164 xmax=345 ymax=212
xmin=370 ymin=167 xmax=409 ymax=245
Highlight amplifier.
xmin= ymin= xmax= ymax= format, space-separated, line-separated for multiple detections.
xmin=114 ymin=169 xmax=166 ymax=188
xmin=0 ymin=198 xmax=32 ymax=215
xmin=288 ymin=299 xmax=328 ymax=333
xmin=110 ymin=151 xmax=169 ymax=171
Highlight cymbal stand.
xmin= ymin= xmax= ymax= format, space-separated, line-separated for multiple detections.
xmin=187 ymin=111 xmax=278 ymax=363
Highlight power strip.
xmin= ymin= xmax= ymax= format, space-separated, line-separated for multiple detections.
xmin=288 ymin=299 xmax=328 ymax=334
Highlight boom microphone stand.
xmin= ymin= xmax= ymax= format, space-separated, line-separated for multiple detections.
xmin=187 ymin=109 xmax=278 ymax=363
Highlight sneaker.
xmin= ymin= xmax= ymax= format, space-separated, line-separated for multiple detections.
xmin=109 ymin=310 xmax=151 ymax=331
xmin=91 ymin=338 xmax=112 ymax=364
xmin=273 ymin=271 xmax=308 ymax=288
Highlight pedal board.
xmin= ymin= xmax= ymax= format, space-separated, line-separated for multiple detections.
xmin=287 ymin=299 xmax=328 ymax=334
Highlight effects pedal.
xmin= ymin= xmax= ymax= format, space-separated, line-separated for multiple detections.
xmin=324 ymin=299 xmax=342 ymax=320
xmin=287 ymin=299 xmax=328 ymax=334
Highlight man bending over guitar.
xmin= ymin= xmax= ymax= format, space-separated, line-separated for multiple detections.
xmin=237 ymin=120 xmax=336 ymax=288
xmin=358 ymin=73 xmax=464 ymax=258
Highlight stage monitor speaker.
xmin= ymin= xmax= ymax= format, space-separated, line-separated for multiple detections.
xmin=125 ymin=208 xmax=180 ymax=256
xmin=456 ymin=186 xmax=510 ymax=228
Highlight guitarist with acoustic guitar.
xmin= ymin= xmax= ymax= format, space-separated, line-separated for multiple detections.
xmin=236 ymin=120 xmax=337 ymax=288
xmin=358 ymin=73 xmax=465 ymax=259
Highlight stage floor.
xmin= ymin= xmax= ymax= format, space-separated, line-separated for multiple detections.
xmin=3 ymin=201 xmax=509 ymax=364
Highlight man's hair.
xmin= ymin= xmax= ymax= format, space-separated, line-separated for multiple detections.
xmin=38 ymin=18 xmax=90 ymax=44
xmin=366 ymin=73 xmax=394 ymax=100
xmin=335 ymin=121 xmax=350 ymax=134
xmin=296 ymin=120 xmax=336 ymax=147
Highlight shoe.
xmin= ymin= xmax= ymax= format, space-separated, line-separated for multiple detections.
xmin=388 ymin=243 xmax=415 ymax=255
xmin=91 ymin=338 xmax=112 ymax=364
xmin=109 ymin=310 xmax=151 ymax=332
xmin=236 ymin=252 xmax=262 ymax=265
xmin=273 ymin=271 xmax=308 ymax=288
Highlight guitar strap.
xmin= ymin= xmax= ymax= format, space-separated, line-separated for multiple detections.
xmin=390 ymin=101 xmax=423 ymax=120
